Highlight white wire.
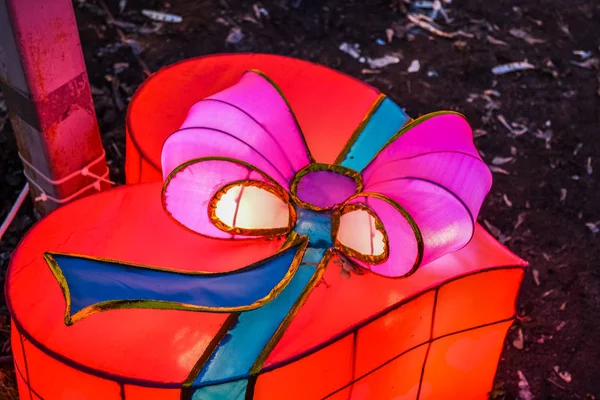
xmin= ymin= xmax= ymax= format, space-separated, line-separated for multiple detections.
xmin=18 ymin=151 xmax=114 ymax=204
xmin=18 ymin=150 xmax=113 ymax=185
xmin=0 ymin=152 xmax=115 ymax=242
xmin=23 ymin=168 xmax=110 ymax=203
xmin=0 ymin=183 xmax=30 ymax=243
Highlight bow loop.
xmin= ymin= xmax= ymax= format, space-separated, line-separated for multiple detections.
xmin=163 ymin=157 xmax=295 ymax=239
xmin=162 ymin=70 xmax=312 ymax=186
xmin=349 ymin=111 xmax=492 ymax=276
xmin=332 ymin=193 xmax=422 ymax=277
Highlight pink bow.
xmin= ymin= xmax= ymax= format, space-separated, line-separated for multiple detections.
xmin=160 ymin=70 xmax=491 ymax=278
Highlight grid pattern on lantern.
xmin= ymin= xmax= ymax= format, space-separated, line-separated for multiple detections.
xmin=11 ymin=265 xmax=524 ymax=400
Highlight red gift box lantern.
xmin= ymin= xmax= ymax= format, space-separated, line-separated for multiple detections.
xmin=7 ymin=54 xmax=527 ymax=399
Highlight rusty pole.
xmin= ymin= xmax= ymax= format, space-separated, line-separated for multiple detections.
xmin=0 ymin=0 xmax=109 ymax=216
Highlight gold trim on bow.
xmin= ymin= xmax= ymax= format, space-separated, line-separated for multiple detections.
xmin=44 ymin=234 xmax=309 ymax=325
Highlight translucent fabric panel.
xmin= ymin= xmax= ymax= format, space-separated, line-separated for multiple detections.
xmin=434 ymin=268 xmax=524 ymax=337
xmin=21 ymin=335 xmax=121 ymax=400
xmin=339 ymin=97 xmax=410 ymax=172
xmin=139 ymin=158 xmax=162 ymax=184
xmin=202 ymin=71 xmax=311 ymax=172
xmin=10 ymin=326 xmax=26 ymax=381
xmin=254 ymin=335 xmax=354 ymax=400
xmin=193 ymin=260 xmax=316 ymax=387
xmin=335 ymin=208 xmax=385 ymax=257
xmin=7 ymin=183 xmax=279 ymax=383
xmin=125 ymin=153 xmax=163 ymax=185
xmin=162 ymin=127 xmax=291 ymax=187
xmin=361 ymin=113 xmax=491 ymax=270
xmin=215 ymin=184 xmax=290 ymax=230
xmin=126 ymin=54 xmax=380 ymax=183
xmin=31 ymin=391 xmax=43 ymax=400
xmin=419 ymin=321 xmax=513 ymax=400
xmin=365 ymin=178 xmax=474 ymax=266
xmin=341 ymin=195 xmax=420 ymax=277
xmin=124 ymin=385 xmax=181 ymax=400
xmin=364 ymin=151 xmax=491 ymax=219
xmin=12 ymin=326 xmax=183 ymax=400
xmin=12 ymin=327 xmax=33 ymax=400
xmin=125 ymin=129 xmax=162 ymax=185
xmin=125 ymin=132 xmax=143 ymax=184
xmin=191 ymin=380 xmax=247 ymax=399
xmin=362 ymin=112 xmax=485 ymax=181
xmin=266 ymin=225 xmax=526 ymax=367
xmin=176 ymin=98 xmax=300 ymax=181
xmin=355 ymin=291 xmax=435 ymax=377
xmin=345 ymin=343 xmax=428 ymax=400
xmin=295 ymin=170 xmax=359 ymax=209
xmin=15 ymin=368 xmax=36 ymax=400
xmin=49 ymin=241 xmax=303 ymax=318
xmin=326 ymin=387 xmax=352 ymax=400
xmin=163 ymin=158 xmax=292 ymax=239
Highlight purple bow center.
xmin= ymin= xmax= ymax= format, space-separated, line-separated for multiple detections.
xmin=290 ymin=163 xmax=364 ymax=211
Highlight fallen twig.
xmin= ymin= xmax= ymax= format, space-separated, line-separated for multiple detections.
xmin=518 ymin=371 xmax=534 ymax=400
xmin=570 ymin=58 xmax=600 ymax=69
xmin=497 ymin=114 xmax=528 ymax=136
xmin=487 ymin=35 xmax=509 ymax=46
xmin=489 ymin=165 xmax=510 ymax=175
xmin=553 ymin=366 xmax=572 ymax=383
xmin=492 ymin=62 xmax=535 ymax=75
xmin=509 ymin=28 xmax=546 ymax=45
xmin=141 ymin=9 xmax=182 ymax=23
xmin=407 ymin=13 xmax=473 ymax=39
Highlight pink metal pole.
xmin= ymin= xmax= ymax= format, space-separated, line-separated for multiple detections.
xmin=0 ymin=0 xmax=109 ymax=216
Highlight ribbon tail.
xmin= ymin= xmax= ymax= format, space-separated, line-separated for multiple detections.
xmin=44 ymin=238 xmax=308 ymax=325
xmin=189 ymin=246 xmax=331 ymax=400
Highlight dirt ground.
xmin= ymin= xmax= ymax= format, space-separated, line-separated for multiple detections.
xmin=1 ymin=0 xmax=599 ymax=398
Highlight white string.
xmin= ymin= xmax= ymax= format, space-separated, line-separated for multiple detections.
xmin=18 ymin=150 xmax=115 ymax=204
xmin=18 ymin=150 xmax=113 ymax=185
xmin=0 ymin=184 xmax=30 ymax=243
